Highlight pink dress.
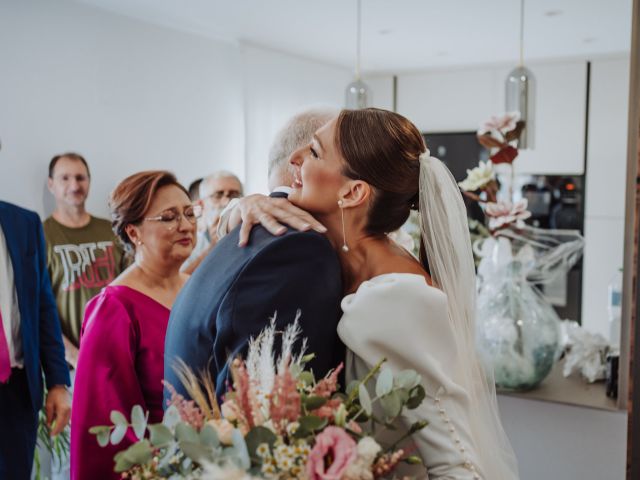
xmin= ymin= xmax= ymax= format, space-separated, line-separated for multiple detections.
xmin=70 ymin=285 xmax=169 ymax=479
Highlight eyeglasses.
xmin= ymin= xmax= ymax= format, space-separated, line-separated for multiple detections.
xmin=205 ymin=189 xmax=242 ymax=201
xmin=144 ymin=205 xmax=202 ymax=230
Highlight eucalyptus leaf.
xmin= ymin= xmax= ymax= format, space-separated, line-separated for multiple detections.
xmin=110 ymin=410 xmax=128 ymax=427
xmin=114 ymin=451 xmax=133 ymax=472
xmin=380 ymin=391 xmax=402 ymax=419
xmin=406 ymin=385 xmax=426 ymax=409
xmin=346 ymin=380 xmax=359 ymax=396
xmin=180 ymin=440 xmax=214 ymax=463
xmin=304 ymin=395 xmax=327 ymax=411
xmin=114 ymin=440 xmax=153 ymax=472
xmin=300 ymin=353 xmax=316 ymax=364
xmin=375 ymin=367 xmax=394 ymax=397
xmin=163 ymin=405 xmax=181 ymax=429
xmin=232 ymin=429 xmax=251 ymax=470
xmin=88 ymin=425 xmax=110 ymax=435
xmin=96 ymin=429 xmax=110 ymax=447
xmin=199 ymin=424 xmax=220 ymax=448
xmin=395 ymin=370 xmax=421 ymax=390
xmin=148 ymin=423 xmax=174 ymax=447
xmin=245 ymin=426 xmax=277 ymax=457
xmin=175 ymin=423 xmax=199 ymax=443
xmin=299 ymin=415 xmax=328 ymax=432
xmin=131 ymin=405 xmax=147 ymax=440
xmin=358 ymin=384 xmax=372 ymax=416
xmin=110 ymin=424 xmax=127 ymax=445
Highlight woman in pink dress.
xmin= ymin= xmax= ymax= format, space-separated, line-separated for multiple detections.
xmin=70 ymin=171 xmax=196 ymax=479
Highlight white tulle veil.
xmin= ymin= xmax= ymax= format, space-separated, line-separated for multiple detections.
xmin=418 ymin=151 xmax=520 ymax=479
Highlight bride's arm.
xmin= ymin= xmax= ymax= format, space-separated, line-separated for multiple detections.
xmin=339 ymin=277 xmax=485 ymax=479
xmin=217 ymin=194 xmax=327 ymax=246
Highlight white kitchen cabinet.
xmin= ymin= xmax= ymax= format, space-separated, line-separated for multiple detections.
xmin=499 ymin=60 xmax=588 ymax=175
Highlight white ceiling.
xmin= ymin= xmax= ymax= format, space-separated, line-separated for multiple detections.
xmin=75 ymin=0 xmax=633 ymax=73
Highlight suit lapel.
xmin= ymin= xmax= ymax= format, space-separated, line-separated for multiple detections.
xmin=0 ymin=204 xmax=26 ymax=313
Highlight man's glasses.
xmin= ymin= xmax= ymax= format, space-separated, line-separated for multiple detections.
xmin=206 ymin=190 xmax=242 ymax=201
xmin=144 ymin=205 xmax=202 ymax=230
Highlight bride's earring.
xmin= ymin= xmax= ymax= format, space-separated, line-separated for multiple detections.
xmin=338 ymin=200 xmax=349 ymax=252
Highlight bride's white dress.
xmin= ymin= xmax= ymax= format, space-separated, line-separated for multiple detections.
xmin=338 ymin=273 xmax=484 ymax=480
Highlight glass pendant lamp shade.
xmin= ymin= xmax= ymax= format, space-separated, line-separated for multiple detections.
xmin=345 ymin=79 xmax=371 ymax=109
xmin=505 ymin=65 xmax=535 ymax=149
xmin=345 ymin=0 xmax=370 ymax=109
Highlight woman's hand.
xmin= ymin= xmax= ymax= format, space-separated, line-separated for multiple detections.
xmin=230 ymin=194 xmax=327 ymax=246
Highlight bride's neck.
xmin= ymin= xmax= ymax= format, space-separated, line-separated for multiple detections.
xmin=337 ymin=236 xmax=392 ymax=294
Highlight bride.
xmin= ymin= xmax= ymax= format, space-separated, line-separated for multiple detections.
xmin=232 ymin=108 xmax=519 ymax=479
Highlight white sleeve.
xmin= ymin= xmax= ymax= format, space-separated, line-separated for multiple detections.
xmin=338 ymin=274 xmax=484 ymax=480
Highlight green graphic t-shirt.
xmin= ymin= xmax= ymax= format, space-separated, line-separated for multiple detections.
xmin=43 ymin=216 xmax=128 ymax=347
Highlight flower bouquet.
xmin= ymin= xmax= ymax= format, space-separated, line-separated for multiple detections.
xmin=458 ymin=113 xmax=584 ymax=391
xmin=91 ymin=318 xmax=427 ymax=479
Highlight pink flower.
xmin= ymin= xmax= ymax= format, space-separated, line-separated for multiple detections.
xmin=307 ymin=426 xmax=357 ymax=480
xmin=485 ymin=199 xmax=532 ymax=230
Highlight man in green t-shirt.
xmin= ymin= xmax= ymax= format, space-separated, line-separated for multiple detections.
xmin=43 ymin=153 xmax=127 ymax=369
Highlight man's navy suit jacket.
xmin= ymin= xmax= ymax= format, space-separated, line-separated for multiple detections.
xmin=0 ymin=201 xmax=70 ymax=411
xmin=164 ymin=222 xmax=345 ymax=401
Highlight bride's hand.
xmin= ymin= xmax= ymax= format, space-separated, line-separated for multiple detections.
xmin=231 ymin=194 xmax=327 ymax=246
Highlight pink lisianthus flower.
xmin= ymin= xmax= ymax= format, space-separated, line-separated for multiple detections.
xmin=485 ymin=199 xmax=532 ymax=230
xmin=306 ymin=426 xmax=357 ymax=480
xmin=479 ymin=112 xmax=521 ymax=135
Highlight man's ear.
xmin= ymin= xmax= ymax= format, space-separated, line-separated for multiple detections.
xmin=339 ymin=180 xmax=371 ymax=208
xmin=47 ymin=177 xmax=54 ymax=194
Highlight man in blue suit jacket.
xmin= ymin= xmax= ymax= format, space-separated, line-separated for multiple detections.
xmin=0 ymin=201 xmax=71 ymax=478
xmin=165 ymin=110 xmax=344 ymax=400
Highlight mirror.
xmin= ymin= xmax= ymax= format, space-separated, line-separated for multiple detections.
xmin=0 ymin=1 xmax=636 ymax=478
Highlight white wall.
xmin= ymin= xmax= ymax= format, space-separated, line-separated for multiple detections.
xmin=241 ymin=45 xmax=350 ymax=194
xmin=0 ymin=0 xmax=246 ymax=219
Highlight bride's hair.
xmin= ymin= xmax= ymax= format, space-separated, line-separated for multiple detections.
xmin=335 ymin=108 xmax=424 ymax=236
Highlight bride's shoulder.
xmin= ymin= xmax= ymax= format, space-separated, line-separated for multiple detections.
xmin=341 ymin=272 xmax=448 ymax=314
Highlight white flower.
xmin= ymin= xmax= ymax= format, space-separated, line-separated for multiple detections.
xmin=479 ymin=112 xmax=520 ymax=135
xmin=201 ymin=461 xmax=259 ymax=480
xmin=485 ymin=199 xmax=532 ymax=230
xmin=458 ymin=160 xmax=495 ymax=192
xmin=356 ymin=437 xmax=382 ymax=465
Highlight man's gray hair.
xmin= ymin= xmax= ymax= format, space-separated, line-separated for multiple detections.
xmin=199 ymin=170 xmax=243 ymax=197
xmin=268 ymin=109 xmax=337 ymax=176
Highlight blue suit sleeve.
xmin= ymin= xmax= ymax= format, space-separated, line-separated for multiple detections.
xmin=33 ymin=214 xmax=70 ymax=388
xmin=215 ymin=231 xmax=344 ymax=397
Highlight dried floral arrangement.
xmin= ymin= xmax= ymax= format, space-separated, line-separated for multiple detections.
xmin=90 ymin=318 xmax=428 ymax=479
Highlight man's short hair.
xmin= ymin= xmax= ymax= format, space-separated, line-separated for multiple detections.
xmin=199 ymin=171 xmax=244 ymax=198
xmin=49 ymin=152 xmax=90 ymax=178
xmin=268 ymin=109 xmax=336 ymax=176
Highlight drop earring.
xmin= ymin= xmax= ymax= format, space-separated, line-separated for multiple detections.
xmin=338 ymin=200 xmax=349 ymax=252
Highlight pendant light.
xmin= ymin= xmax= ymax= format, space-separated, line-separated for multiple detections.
xmin=505 ymin=0 xmax=535 ymax=149
xmin=345 ymin=0 xmax=371 ymax=109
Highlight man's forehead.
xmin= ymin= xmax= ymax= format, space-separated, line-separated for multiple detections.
xmin=53 ymin=157 xmax=89 ymax=175
xmin=206 ymin=177 xmax=241 ymax=191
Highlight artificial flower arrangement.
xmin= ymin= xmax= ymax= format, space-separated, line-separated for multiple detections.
xmin=460 ymin=112 xmax=584 ymax=392
xmin=90 ymin=318 xmax=427 ymax=479
xmin=458 ymin=112 xmax=531 ymax=232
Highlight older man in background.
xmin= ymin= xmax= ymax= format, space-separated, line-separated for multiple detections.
xmin=181 ymin=170 xmax=243 ymax=274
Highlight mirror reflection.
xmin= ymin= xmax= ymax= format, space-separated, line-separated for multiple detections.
xmin=0 ymin=1 xmax=634 ymax=479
